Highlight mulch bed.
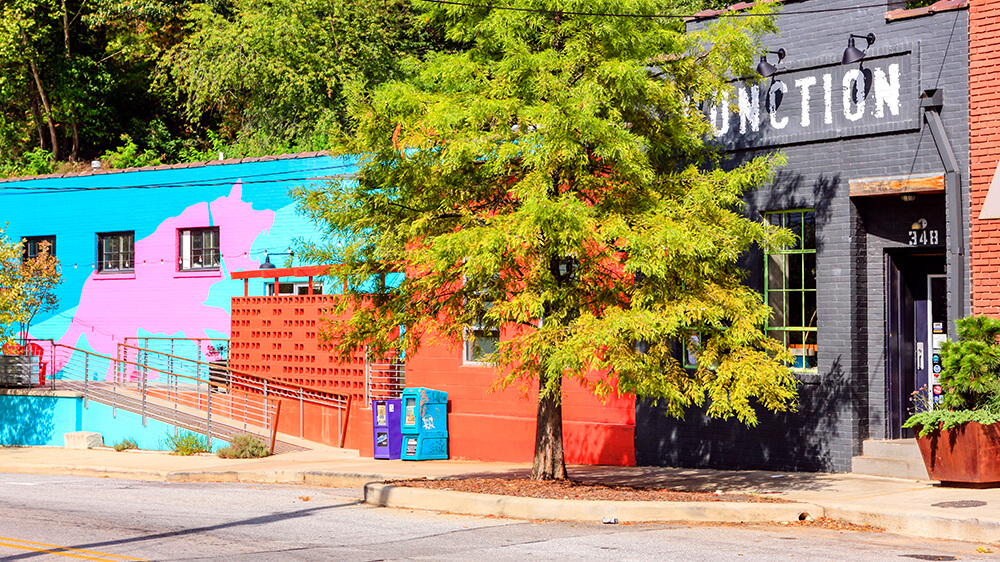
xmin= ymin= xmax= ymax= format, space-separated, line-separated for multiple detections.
xmin=387 ymin=477 xmax=790 ymax=503
xmin=385 ymin=477 xmax=886 ymax=532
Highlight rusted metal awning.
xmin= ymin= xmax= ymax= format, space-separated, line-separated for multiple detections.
xmin=849 ymin=173 xmax=945 ymax=198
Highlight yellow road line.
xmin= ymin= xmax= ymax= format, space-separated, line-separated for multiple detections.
xmin=0 ymin=537 xmax=147 ymax=561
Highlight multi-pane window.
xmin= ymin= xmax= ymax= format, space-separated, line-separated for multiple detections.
xmin=464 ymin=323 xmax=499 ymax=363
xmin=97 ymin=231 xmax=135 ymax=273
xmin=765 ymin=210 xmax=817 ymax=370
xmin=178 ymin=227 xmax=220 ymax=271
xmin=22 ymin=235 xmax=55 ymax=259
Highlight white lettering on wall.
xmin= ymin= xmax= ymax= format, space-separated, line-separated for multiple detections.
xmin=873 ymin=63 xmax=901 ymax=118
xmin=710 ymin=91 xmax=730 ymax=135
xmin=823 ymin=73 xmax=833 ymax=125
xmin=843 ymin=69 xmax=865 ymax=121
xmin=769 ymin=81 xmax=788 ymax=129
xmin=706 ymin=55 xmax=913 ymax=146
xmin=795 ymin=76 xmax=816 ymax=127
xmin=738 ymin=84 xmax=760 ymax=133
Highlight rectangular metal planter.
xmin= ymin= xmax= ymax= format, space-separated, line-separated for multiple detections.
xmin=914 ymin=421 xmax=1000 ymax=487
xmin=0 ymin=355 xmax=40 ymax=387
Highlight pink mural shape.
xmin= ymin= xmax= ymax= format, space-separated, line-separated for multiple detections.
xmin=57 ymin=181 xmax=274 ymax=367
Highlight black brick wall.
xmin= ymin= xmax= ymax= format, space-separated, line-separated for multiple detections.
xmin=636 ymin=1 xmax=969 ymax=473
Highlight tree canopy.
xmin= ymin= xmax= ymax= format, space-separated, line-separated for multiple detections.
xmin=297 ymin=0 xmax=799 ymax=479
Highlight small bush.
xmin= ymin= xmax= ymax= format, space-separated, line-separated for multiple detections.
xmin=216 ymin=434 xmax=270 ymax=459
xmin=113 ymin=437 xmax=139 ymax=452
xmin=165 ymin=431 xmax=210 ymax=455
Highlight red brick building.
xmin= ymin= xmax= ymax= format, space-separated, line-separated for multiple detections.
xmin=230 ymin=266 xmax=635 ymax=465
xmin=970 ymin=0 xmax=1000 ymax=313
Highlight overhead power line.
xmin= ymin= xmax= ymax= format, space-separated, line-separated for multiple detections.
xmin=0 ymin=163 xmax=358 ymax=195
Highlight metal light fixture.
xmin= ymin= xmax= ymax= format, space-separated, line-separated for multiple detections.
xmin=259 ymin=250 xmax=294 ymax=270
xmin=901 ymin=194 xmax=917 ymax=202
xmin=842 ymin=33 xmax=876 ymax=65
xmin=911 ymin=218 xmax=928 ymax=231
xmin=756 ymin=48 xmax=786 ymax=78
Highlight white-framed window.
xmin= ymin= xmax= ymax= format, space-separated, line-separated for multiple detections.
xmin=97 ymin=231 xmax=135 ymax=273
xmin=22 ymin=235 xmax=55 ymax=260
xmin=464 ymin=323 xmax=499 ymax=364
xmin=178 ymin=227 xmax=220 ymax=271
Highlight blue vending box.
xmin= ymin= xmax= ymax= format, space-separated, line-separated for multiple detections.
xmin=400 ymin=387 xmax=449 ymax=460
xmin=372 ymin=398 xmax=402 ymax=460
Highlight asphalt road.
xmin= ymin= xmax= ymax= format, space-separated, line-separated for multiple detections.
xmin=0 ymin=473 xmax=992 ymax=561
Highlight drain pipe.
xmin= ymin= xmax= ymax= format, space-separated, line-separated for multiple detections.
xmin=921 ymin=89 xmax=965 ymax=332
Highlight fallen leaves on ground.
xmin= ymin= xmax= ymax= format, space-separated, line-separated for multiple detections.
xmin=387 ymin=477 xmax=789 ymax=503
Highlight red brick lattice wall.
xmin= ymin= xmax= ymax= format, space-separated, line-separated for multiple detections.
xmin=970 ymin=0 xmax=1000 ymax=314
xmin=230 ymin=295 xmax=373 ymax=452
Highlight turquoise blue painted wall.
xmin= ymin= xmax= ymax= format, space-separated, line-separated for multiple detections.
xmin=0 ymin=395 xmax=227 ymax=451
xmin=0 ymin=153 xmax=356 ymax=357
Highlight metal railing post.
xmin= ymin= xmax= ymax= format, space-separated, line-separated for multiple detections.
xmin=299 ymin=388 xmax=304 ymax=438
xmin=206 ymin=382 xmax=213 ymax=449
xmin=141 ymin=357 xmax=147 ymax=427
xmin=83 ymin=354 xmax=89 ymax=408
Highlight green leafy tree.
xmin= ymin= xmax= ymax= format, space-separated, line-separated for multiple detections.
xmin=160 ymin=0 xmax=433 ymax=154
xmin=0 ymin=227 xmax=26 ymax=348
xmin=0 ymin=233 xmax=61 ymax=351
xmin=297 ymin=0 xmax=799 ymax=479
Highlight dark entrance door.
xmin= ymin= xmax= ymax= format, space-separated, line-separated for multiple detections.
xmin=885 ymin=251 xmax=946 ymax=439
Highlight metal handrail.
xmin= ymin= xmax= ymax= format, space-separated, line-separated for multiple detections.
xmin=39 ymin=341 xmax=353 ymax=449
xmin=117 ymin=343 xmax=353 ymax=446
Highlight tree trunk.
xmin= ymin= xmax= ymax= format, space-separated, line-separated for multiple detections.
xmin=62 ymin=0 xmax=78 ymax=162
xmin=30 ymin=95 xmax=47 ymax=151
xmin=28 ymin=59 xmax=59 ymax=161
xmin=531 ymin=371 xmax=566 ymax=480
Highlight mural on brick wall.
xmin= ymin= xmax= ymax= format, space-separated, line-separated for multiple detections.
xmin=0 ymin=154 xmax=347 ymax=366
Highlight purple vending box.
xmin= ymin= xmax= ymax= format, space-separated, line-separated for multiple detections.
xmin=372 ymin=398 xmax=402 ymax=459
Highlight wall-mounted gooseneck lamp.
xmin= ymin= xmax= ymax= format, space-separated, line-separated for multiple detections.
xmin=756 ymin=48 xmax=786 ymax=78
xmin=842 ymin=33 xmax=876 ymax=65
xmin=259 ymin=250 xmax=295 ymax=270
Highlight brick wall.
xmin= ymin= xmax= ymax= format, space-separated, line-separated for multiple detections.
xmin=638 ymin=0 xmax=969 ymax=473
xmin=970 ymin=0 xmax=1000 ymax=314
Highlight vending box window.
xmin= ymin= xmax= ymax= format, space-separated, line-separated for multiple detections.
xmin=400 ymin=387 xmax=449 ymax=460
xmin=372 ymin=398 xmax=402 ymax=460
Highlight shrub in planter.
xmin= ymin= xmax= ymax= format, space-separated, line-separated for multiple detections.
xmin=904 ymin=315 xmax=1000 ymax=485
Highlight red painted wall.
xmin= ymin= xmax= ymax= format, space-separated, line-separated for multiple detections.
xmin=230 ymin=294 xmax=636 ymax=465
xmin=406 ymin=335 xmax=635 ymax=465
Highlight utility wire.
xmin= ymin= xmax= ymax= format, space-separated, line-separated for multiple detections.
xmin=417 ymin=0 xmax=917 ymax=18
xmin=0 ymin=164 xmax=357 ymax=195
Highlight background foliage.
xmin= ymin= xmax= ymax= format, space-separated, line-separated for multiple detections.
xmin=0 ymin=0 xmax=749 ymax=178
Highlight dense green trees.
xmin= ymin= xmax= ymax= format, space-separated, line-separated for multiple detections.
xmin=0 ymin=0 xmax=741 ymax=177
xmin=0 ymin=0 xmax=432 ymax=176
xmin=297 ymin=0 xmax=798 ymax=479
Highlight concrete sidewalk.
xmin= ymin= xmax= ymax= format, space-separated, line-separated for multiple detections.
xmin=2 ymin=444 xmax=998 ymax=545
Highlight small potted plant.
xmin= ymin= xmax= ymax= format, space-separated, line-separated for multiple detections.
xmin=904 ymin=315 xmax=1000 ymax=486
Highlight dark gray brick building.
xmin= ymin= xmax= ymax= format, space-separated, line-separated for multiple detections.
xmin=637 ymin=0 xmax=970 ymax=472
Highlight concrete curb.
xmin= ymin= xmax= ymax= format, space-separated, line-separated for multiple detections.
xmin=820 ymin=503 xmax=1000 ymax=544
xmin=364 ymin=483 xmax=825 ymax=524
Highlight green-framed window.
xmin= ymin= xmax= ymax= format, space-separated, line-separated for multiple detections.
xmin=765 ymin=209 xmax=817 ymax=371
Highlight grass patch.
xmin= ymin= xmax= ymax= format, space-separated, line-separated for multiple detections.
xmin=113 ymin=437 xmax=139 ymax=452
xmin=216 ymin=434 xmax=270 ymax=459
xmin=165 ymin=431 xmax=210 ymax=455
